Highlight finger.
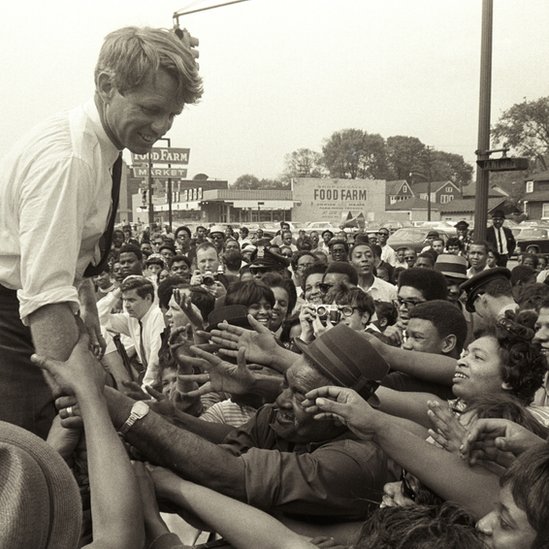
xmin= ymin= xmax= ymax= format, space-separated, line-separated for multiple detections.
xmin=168 ymin=325 xmax=188 ymax=344
xmin=193 ymin=343 xmax=219 ymax=353
xmin=247 ymin=314 xmax=271 ymax=334
xmin=426 ymin=410 xmax=449 ymax=435
xmin=60 ymin=416 xmax=84 ymax=430
xmin=210 ymin=334 xmax=239 ymax=348
xmin=30 ymin=353 xmax=62 ymax=373
xmin=247 ymin=363 xmax=264 ymax=371
xmin=304 ymin=386 xmax=345 ymax=401
xmin=427 ymin=429 xmax=449 ymax=449
xmin=194 ymin=330 xmax=212 ymax=340
xmin=217 ymin=348 xmax=238 ymax=359
xmin=177 ymin=373 xmax=210 ymax=383
xmin=55 ymin=395 xmax=78 ymax=410
xmin=236 ymin=347 xmax=247 ymax=371
xmin=216 ymin=321 xmax=245 ymax=336
xmin=313 ymin=397 xmax=347 ymax=415
xmin=313 ymin=412 xmax=342 ymax=421
xmin=189 ymin=345 xmax=221 ymax=365
xmin=144 ymin=385 xmax=164 ymax=401
xmin=182 ymin=382 xmax=212 ymax=398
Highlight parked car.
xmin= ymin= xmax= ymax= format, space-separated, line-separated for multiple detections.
xmin=305 ymin=222 xmax=338 ymax=233
xmin=387 ymin=227 xmax=452 ymax=253
xmin=514 ymin=227 xmax=549 ymax=255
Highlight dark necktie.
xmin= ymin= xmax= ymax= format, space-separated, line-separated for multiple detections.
xmin=84 ymin=154 xmax=123 ymax=277
xmin=138 ymin=320 xmax=148 ymax=369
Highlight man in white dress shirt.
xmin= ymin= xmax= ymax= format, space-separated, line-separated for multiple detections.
xmin=0 ymin=26 xmax=202 ymax=437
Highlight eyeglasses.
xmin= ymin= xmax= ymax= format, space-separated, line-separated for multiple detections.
xmin=397 ymin=297 xmax=425 ymax=309
xmin=377 ymin=232 xmax=389 ymax=237
xmin=319 ymin=283 xmax=334 ymax=293
xmin=400 ymin=470 xmax=417 ymax=501
xmin=337 ymin=305 xmax=358 ymax=317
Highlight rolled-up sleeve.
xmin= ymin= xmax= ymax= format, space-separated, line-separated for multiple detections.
xmin=17 ymin=156 xmax=93 ymax=323
xmin=242 ymin=439 xmax=389 ymax=518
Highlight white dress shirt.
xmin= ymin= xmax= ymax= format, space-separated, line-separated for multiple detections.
xmin=359 ymin=276 xmax=397 ymax=303
xmin=380 ymin=244 xmax=397 ymax=267
xmin=97 ymin=291 xmax=165 ymax=387
xmin=0 ymin=99 xmax=120 ymax=323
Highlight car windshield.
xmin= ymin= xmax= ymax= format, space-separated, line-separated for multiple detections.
xmin=388 ymin=228 xmax=426 ymax=241
xmin=518 ymin=228 xmax=548 ymax=239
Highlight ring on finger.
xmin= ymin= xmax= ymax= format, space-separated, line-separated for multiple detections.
xmin=66 ymin=405 xmax=74 ymax=417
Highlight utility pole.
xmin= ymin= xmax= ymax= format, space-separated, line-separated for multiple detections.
xmin=473 ymin=0 xmax=493 ymax=241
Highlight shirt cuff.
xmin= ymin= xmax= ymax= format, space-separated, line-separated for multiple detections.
xmin=18 ymin=286 xmax=80 ymax=325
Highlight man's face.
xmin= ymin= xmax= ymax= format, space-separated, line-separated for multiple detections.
xmin=165 ymin=293 xmax=195 ymax=328
xmin=446 ymin=278 xmax=462 ymax=303
xmin=224 ymin=240 xmax=240 ymax=253
xmin=273 ymin=359 xmax=340 ymax=443
xmin=432 ymin=239 xmax=445 ymax=254
xmin=476 ymin=485 xmax=536 ymax=549
xmin=282 ymin=231 xmax=293 ymax=246
xmin=396 ymin=248 xmax=406 ymax=263
xmin=119 ymin=252 xmax=143 ymax=278
xmin=350 ymin=245 xmax=374 ymax=276
xmin=140 ymin=242 xmax=153 ymax=256
xmin=468 ymin=245 xmax=487 ymax=269
xmin=176 ymin=231 xmax=190 ymax=251
xmin=401 ymin=318 xmax=446 ymax=354
xmin=122 ymin=288 xmax=152 ymax=319
xmin=196 ymin=247 xmax=220 ymax=274
xmin=196 ymin=227 xmax=207 ymax=240
xmin=330 ymin=243 xmax=348 ymax=262
xmin=171 ymin=260 xmax=190 ymax=280
xmin=210 ymin=232 xmax=224 ymax=251
xmin=415 ymin=256 xmax=433 ymax=269
xmin=112 ymin=231 xmax=124 ymax=248
xmin=492 ymin=216 xmax=504 ymax=229
xmin=160 ymin=248 xmax=175 ymax=263
xmin=100 ymin=69 xmax=184 ymax=154
xmin=404 ymin=249 xmax=417 ymax=267
xmin=447 ymin=244 xmax=460 ymax=255
xmin=533 ymin=307 xmax=549 ymax=358
xmin=522 ymin=256 xmax=536 ymax=270
xmin=112 ymin=262 xmax=123 ymax=283
xmin=397 ymin=285 xmax=426 ymax=325
xmin=377 ymin=229 xmax=389 ymax=244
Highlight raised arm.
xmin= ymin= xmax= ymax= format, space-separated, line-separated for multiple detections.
xmin=147 ymin=466 xmax=316 ymax=549
xmin=305 ymin=386 xmax=500 ymax=519
xmin=32 ymin=334 xmax=144 ymax=549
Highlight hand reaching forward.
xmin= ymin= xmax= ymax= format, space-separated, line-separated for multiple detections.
xmin=303 ymin=386 xmax=379 ymax=440
xmin=206 ymin=314 xmax=280 ymax=368
xmin=459 ymin=418 xmax=546 ymax=469
xmin=31 ymin=331 xmax=106 ymax=397
xmin=426 ymin=400 xmax=466 ymax=454
xmin=178 ymin=346 xmax=256 ymax=397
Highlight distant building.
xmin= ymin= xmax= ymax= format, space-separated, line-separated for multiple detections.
xmin=410 ymin=180 xmax=461 ymax=205
xmin=386 ymin=197 xmax=440 ymax=222
xmin=386 ymin=180 xmax=415 ymax=205
xmin=522 ymin=170 xmax=549 ymax=220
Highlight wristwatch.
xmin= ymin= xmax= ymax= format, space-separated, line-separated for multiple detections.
xmin=118 ymin=401 xmax=150 ymax=436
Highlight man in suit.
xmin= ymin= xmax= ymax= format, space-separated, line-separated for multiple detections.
xmin=486 ymin=210 xmax=516 ymax=267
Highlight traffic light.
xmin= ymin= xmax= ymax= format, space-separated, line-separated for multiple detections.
xmin=174 ymin=27 xmax=199 ymax=65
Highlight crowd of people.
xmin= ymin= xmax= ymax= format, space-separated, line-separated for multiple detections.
xmin=1 ymin=24 xmax=548 ymax=549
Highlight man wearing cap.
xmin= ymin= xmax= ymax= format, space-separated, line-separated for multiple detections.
xmin=248 ymin=248 xmax=290 ymax=280
xmin=486 ymin=210 xmax=516 ymax=267
xmin=100 ymin=324 xmax=393 ymax=521
xmin=421 ymin=231 xmax=440 ymax=253
xmin=208 ymin=225 xmax=226 ymax=255
xmin=459 ymin=267 xmax=517 ymax=324
xmin=455 ymin=220 xmax=472 ymax=253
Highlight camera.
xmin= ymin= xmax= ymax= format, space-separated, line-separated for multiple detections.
xmin=202 ymin=271 xmax=217 ymax=286
xmin=314 ymin=304 xmax=341 ymax=324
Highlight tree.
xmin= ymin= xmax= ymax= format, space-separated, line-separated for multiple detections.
xmin=232 ymin=174 xmax=260 ymax=189
xmin=492 ymin=96 xmax=549 ymax=171
xmin=232 ymin=174 xmax=288 ymax=190
xmin=283 ymin=148 xmax=324 ymax=178
xmin=429 ymin=150 xmax=473 ymax=189
xmin=322 ymin=129 xmax=389 ymax=179
xmin=386 ymin=135 xmax=426 ymax=180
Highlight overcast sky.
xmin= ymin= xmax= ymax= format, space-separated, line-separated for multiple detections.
xmin=2 ymin=0 xmax=548 ymax=183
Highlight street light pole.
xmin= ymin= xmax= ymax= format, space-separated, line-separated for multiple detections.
xmin=473 ymin=0 xmax=493 ymax=241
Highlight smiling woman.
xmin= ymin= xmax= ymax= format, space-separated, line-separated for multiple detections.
xmin=225 ymin=280 xmax=275 ymax=329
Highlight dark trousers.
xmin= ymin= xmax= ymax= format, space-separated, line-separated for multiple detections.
xmin=0 ymin=285 xmax=55 ymax=438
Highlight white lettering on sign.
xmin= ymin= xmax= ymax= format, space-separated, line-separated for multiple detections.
xmin=313 ymin=188 xmax=368 ymax=201
xmin=131 ymin=147 xmax=190 ymax=165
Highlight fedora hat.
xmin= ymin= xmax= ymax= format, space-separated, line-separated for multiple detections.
xmin=293 ymin=324 xmax=389 ymax=400
xmin=0 ymin=421 xmax=82 ymax=549
xmin=435 ymin=254 xmax=468 ymax=281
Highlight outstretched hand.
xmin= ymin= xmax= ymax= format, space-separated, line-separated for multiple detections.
xmin=178 ymin=346 xmax=256 ymax=397
xmin=303 ymin=386 xmax=379 ymax=440
xmin=459 ymin=418 xmax=546 ymax=469
xmin=31 ymin=331 xmax=106 ymax=397
xmin=208 ymin=315 xmax=279 ymax=368
xmin=426 ymin=400 xmax=466 ymax=454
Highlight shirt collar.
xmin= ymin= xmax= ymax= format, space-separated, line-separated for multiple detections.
xmin=83 ymin=98 xmax=122 ymax=166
